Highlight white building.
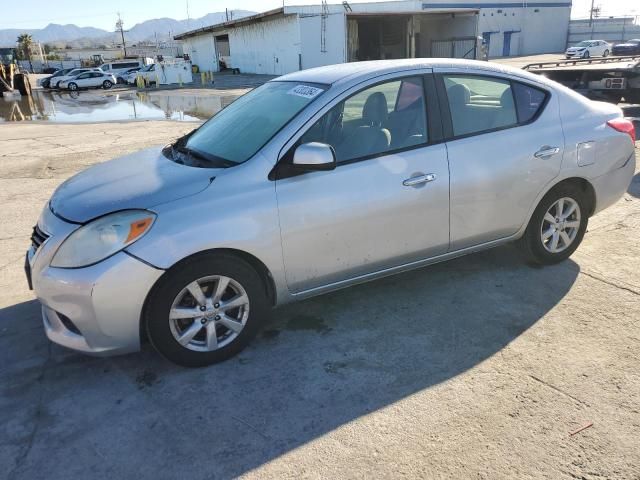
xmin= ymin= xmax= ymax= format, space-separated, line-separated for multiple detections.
xmin=175 ymin=0 xmax=571 ymax=76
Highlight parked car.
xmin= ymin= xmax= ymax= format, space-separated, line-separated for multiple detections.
xmin=40 ymin=68 xmax=74 ymax=89
xmin=126 ymin=63 xmax=157 ymax=85
xmin=565 ymin=40 xmax=611 ymax=58
xmin=26 ymin=59 xmax=636 ymax=367
xmin=50 ymin=68 xmax=103 ymax=89
xmin=58 ymin=71 xmax=117 ymax=90
xmin=116 ymin=66 xmax=141 ymax=84
xmin=611 ymin=39 xmax=640 ymax=56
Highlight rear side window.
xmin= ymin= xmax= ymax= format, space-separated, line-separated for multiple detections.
xmin=443 ymin=75 xmax=517 ymax=137
xmin=512 ymin=82 xmax=547 ymax=123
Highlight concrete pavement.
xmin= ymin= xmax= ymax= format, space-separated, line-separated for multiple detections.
xmin=1 ymin=122 xmax=639 ymax=479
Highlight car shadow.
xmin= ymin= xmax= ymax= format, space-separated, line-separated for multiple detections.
xmin=1 ymin=245 xmax=580 ymax=479
xmin=627 ymin=171 xmax=640 ymax=198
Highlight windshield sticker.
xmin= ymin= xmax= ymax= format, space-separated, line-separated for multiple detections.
xmin=287 ymin=85 xmax=323 ymax=99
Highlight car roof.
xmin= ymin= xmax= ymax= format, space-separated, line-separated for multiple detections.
xmin=275 ymin=58 xmax=551 ymax=88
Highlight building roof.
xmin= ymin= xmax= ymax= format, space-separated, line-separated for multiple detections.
xmin=174 ymin=8 xmax=286 ymax=40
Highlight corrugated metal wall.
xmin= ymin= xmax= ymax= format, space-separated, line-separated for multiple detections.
xmin=229 ymin=15 xmax=301 ymax=75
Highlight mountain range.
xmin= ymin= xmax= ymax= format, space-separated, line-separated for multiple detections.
xmin=0 ymin=10 xmax=256 ymax=46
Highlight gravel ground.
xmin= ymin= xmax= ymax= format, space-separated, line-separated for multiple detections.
xmin=0 ymin=121 xmax=639 ymax=480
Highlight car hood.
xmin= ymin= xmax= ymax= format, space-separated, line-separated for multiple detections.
xmin=50 ymin=146 xmax=219 ymax=223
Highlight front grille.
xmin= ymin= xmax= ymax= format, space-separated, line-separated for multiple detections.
xmin=31 ymin=225 xmax=49 ymax=251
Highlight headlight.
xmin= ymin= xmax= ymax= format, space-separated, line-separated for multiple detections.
xmin=51 ymin=210 xmax=156 ymax=268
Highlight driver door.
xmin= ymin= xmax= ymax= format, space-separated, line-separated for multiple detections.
xmin=275 ymin=74 xmax=450 ymax=293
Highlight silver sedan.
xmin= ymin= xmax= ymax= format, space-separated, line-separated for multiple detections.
xmin=26 ymin=59 xmax=636 ymax=367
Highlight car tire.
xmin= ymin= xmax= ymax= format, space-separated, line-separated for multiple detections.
xmin=603 ymin=49 xmax=609 ymax=57
xmin=68 ymin=82 xmax=77 ymax=91
xmin=517 ymin=184 xmax=589 ymax=265
xmin=102 ymin=80 xmax=113 ymax=89
xmin=145 ymin=253 xmax=270 ymax=367
xmin=583 ymin=50 xmax=590 ymax=59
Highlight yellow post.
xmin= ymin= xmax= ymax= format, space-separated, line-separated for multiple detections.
xmin=201 ymin=71 xmax=205 ymax=85
xmin=156 ymin=74 xmax=160 ymax=88
xmin=178 ymin=73 xmax=183 ymax=87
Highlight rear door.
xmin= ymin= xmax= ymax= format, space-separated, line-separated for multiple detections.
xmin=275 ymin=72 xmax=450 ymax=293
xmin=436 ymin=70 xmax=564 ymax=250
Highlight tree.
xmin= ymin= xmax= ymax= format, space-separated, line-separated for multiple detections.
xmin=17 ymin=33 xmax=34 ymax=72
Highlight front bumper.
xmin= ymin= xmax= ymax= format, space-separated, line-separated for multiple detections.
xmin=27 ymin=206 xmax=164 ymax=356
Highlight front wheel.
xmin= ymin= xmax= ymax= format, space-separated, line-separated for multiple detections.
xmin=68 ymin=82 xmax=78 ymax=91
xmin=145 ymin=254 xmax=269 ymax=367
xmin=518 ymin=184 xmax=589 ymax=265
xmin=102 ymin=80 xmax=113 ymax=89
xmin=583 ymin=50 xmax=590 ymax=59
xmin=603 ymin=49 xmax=609 ymax=57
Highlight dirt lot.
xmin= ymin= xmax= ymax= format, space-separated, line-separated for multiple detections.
xmin=1 ymin=121 xmax=639 ymax=479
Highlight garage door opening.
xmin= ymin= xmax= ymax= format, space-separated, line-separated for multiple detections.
xmin=347 ymin=12 xmax=479 ymax=62
xmin=215 ymin=34 xmax=231 ymax=70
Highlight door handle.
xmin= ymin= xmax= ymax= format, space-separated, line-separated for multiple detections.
xmin=534 ymin=146 xmax=560 ymax=159
xmin=403 ymin=173 xmax=436 ymax=187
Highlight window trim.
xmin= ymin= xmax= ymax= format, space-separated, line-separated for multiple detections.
xmin=435 ymin=72 xmax=550 ymax=142
xmin=271 ymin=72 xmax=444 ymax=180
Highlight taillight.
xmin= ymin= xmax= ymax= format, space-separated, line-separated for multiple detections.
xmin=607 ymin=118 xmax=636 ymax=144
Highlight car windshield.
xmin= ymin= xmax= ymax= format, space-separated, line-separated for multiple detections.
xmin=183 ymin=81 xmax=327 ymax=165
xmin=576 ymin=41 xmax=591 ymax=47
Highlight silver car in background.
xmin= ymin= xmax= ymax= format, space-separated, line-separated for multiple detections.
xmin=26 ymin=59 xmax=636 ymax=367
xmin=58 ymin=71 xmax=117 ymax=90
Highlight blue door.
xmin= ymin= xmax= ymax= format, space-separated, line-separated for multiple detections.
xmin=503 ymin=32 xmax=512 ymax=56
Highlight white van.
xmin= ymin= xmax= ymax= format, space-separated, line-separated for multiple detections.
xmin=99 ymin=60 xmax=144 ymax=75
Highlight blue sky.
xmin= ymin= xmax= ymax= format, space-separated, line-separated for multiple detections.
xmin=1 ymin=0 xmax=634 ymax=31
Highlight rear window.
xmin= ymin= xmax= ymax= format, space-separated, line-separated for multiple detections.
xmin=512 ymin=82 xmax=547 ymax=123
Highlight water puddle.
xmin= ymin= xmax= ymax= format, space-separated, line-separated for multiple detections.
xmin=0 ymin=90 xmax=239 ymax=123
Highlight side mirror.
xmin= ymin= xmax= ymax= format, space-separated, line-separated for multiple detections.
xmin=292 ymin=142 xmax=336 ymax=171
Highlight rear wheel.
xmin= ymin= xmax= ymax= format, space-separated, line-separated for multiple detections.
xmin=102 ymin=80 xmax=113 ymax=89
xmin=518 ymin=184 xmax=589 ymax=265
xmin=145 ymin=254 xmax=269 ymax=367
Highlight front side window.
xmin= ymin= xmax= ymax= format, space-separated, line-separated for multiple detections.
xmin=443 ymin=75 xmax=518 ymax=137
xmin=185 ymin=81 xmax=326 ymax=165
xmin=76 ymin=73 xmax=90 ymax=79
xmin=299 ymin=76 xmax=428 ymax=164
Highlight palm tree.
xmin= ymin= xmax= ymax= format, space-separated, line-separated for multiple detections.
xmin=17 ymin=33 xmax=34 ymax=72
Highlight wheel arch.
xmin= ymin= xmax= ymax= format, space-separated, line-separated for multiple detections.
xmin=518 ymin=176 xmax=597 ymax=240
xmin=139 ymin=247 xmax=277 ymax=344
xmin=550 ymin=177 xmax=597 ymax=217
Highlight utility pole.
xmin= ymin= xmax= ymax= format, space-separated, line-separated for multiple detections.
xmin=588 ymin=0 xmax=595 ymax=26
xmin=116 ymin=13 xmax=128 ymax=57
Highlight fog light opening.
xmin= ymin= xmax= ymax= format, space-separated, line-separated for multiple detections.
xmin=57 ymin=312 xmax=82 ymax=336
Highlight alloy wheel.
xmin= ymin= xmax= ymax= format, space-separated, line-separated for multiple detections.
xmin=540 ymin=197 xmax=581 ymax=254
xmin=169 ymin=275 xmax=250 ymax=352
